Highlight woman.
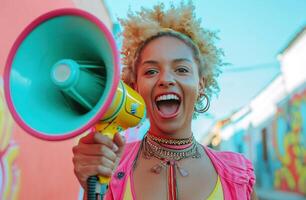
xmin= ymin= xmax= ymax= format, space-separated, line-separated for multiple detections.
xmin=72 ymin=2 xmax=256 ymax=200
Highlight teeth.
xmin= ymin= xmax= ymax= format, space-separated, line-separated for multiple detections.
xmin=156 ymin=94 xmax=180 ymax=101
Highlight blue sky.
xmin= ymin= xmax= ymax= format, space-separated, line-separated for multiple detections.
xmin=105 ymin=0 xmax=306 ymax=139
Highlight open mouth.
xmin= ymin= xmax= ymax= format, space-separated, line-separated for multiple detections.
xmin=155 ymin=94 xmax=181 ymax=118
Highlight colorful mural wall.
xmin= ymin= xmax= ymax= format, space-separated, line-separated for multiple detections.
xmin=212 ymin=85 xmax=306 ymax=198
xmin=220 ymin=87 xmax=306 ymax=196
xmin=272 ymin=88 xmax=306 ymax=195
xmin=0 ymin=80 xmax=19 ymax=200
xmin=208 ymin=26 xmax=306 ymax=199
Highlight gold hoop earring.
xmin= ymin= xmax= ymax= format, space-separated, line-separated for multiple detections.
xmin=194 ymin=93 xmax=210 ymax=113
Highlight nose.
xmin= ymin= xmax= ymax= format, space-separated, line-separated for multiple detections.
xmin=158 ymin=71 xmax=175 ymax=87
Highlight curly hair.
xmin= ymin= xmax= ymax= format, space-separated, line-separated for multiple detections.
xmin=119 ymin=1 xmax=223 ymax=96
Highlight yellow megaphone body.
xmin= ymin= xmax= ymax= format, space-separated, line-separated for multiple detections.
xmin=3 ymin=8 xmax=146 ymax=195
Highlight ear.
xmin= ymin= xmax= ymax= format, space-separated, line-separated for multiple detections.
xmin=198 ymin=76 xmax=205 ymax=94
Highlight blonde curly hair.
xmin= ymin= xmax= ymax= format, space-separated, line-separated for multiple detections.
xmin=119 ymin=1 xmax=223 ymax=96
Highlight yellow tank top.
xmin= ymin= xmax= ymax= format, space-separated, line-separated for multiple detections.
xmin=123 ymin=175 xmax=223 ymax=200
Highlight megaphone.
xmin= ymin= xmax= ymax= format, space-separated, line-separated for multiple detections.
xmin=3 ymin=8 xmax=146 ymax=190
xmin=4 ymin=8 xmax=146 ymax=140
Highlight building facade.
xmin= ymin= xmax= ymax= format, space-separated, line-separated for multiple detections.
xmin=204 ymin=27 xmax=306 ymax=199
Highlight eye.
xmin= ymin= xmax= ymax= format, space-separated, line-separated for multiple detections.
xmin=144 ymin=69 xmax=158 ymax=76
xmin=176 ymin=66 xmax=189 ymax=73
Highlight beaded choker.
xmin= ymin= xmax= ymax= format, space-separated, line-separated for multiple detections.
xmin=142 ymin=133 xmax=203 ymax=200
xmin=143 ymin=135 xmax=201 ymax=162
xmin=147 ymin=133 xmax=194 ymax=146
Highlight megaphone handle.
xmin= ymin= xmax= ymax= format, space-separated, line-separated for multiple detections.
xmin=95 ymin=121 xmax=120 ymax=182
xmin=86 ymin=121 xmax=121 ymax=200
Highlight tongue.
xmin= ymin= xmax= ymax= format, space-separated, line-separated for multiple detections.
xmin=157 ymin=101 xmax=179 ymax=116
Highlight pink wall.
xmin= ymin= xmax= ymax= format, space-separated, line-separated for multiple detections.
xmin=1 ymin=1 xmax=84 ymax=199
xmin=0 ymin=0 xmax=75 ymax=76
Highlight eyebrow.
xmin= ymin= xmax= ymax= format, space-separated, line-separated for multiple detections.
xmin=173 ymin=58 xmax=193 ymax=64
xmin=141 ymin=60 xmax=159 ymax=65
xmin=141 ymin=58 xmax=192 ymax=65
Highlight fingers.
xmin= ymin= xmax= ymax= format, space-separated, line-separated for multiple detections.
xmin=74 ymin=164 xmax=113 ymax=189
xmin=73 ymin=154 xmax=115 ymax=169
xmin=113 ymin=132 xmax=125 ymax=148
xmin=73 ymin=143 xmax=117 ymax=161
xmin=80 ymin=132 xmax=115 ymax=148
xmin=73 ymin=154 xmax=115 ymax=188
xmin=113 ymin=133 xmax=126 ymax=157
xmin=72 ymin=131 xmax=126 ymax=189
xmin=74 ymin=164 xmax=113 ymax=180
xmin=72 ymin=147 xmax=116 ymax=189
xmin=93 ymin=133 xmax=118 ymax=151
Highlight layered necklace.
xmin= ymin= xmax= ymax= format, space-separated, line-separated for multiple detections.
xmin=142 ymin=133 xmax=203 ymax=200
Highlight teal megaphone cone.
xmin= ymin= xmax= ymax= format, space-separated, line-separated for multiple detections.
xmin=4 ymin=9 xmax=121 ymax=140
xmin=51 ymin=59 xmax=106 ymax=112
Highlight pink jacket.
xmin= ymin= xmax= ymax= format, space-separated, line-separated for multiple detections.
xmin=105 ymin=141 xmax=255 ymax=200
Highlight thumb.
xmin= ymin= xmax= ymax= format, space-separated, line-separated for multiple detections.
xmin=113 ymin=132 xmax=126 ymax=156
